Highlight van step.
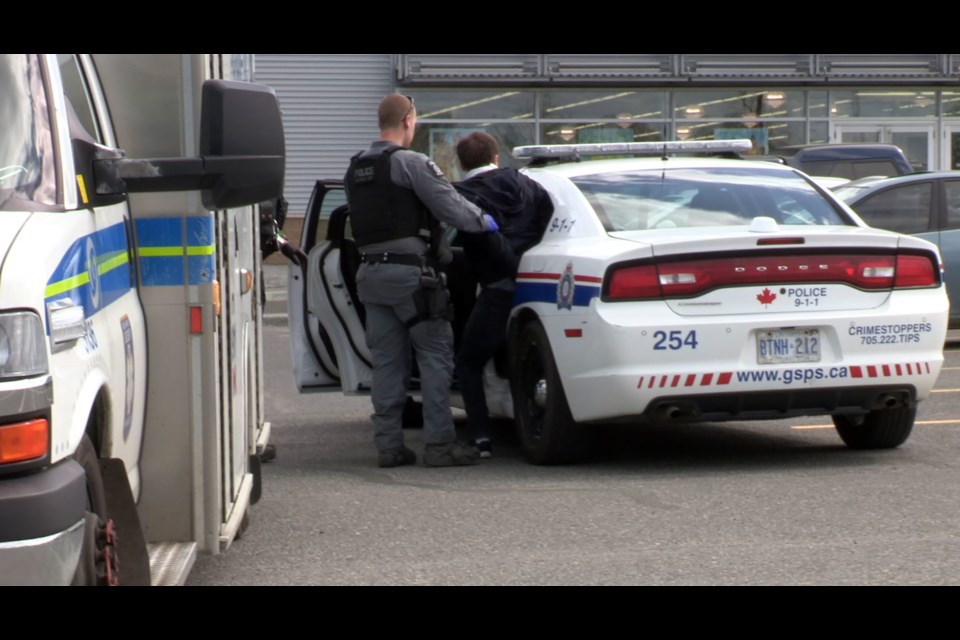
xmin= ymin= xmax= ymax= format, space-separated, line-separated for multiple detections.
xmin=148 ymin=542 xmax=197 ymax=586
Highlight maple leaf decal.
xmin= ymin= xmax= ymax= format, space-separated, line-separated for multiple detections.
xmin=757 ymin=288 xmax=777 ymax=306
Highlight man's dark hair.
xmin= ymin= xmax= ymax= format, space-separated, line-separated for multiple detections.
xmin=456 ymin=131 xmax=499 ymax=172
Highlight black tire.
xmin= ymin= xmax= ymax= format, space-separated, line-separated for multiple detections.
xmin=832 ymin=406 xmax=917 ymax=450
xmin=70 ymin=435 xmax=119 ymax=586
xmin=510 ymin=321 xmax=591 ymax=464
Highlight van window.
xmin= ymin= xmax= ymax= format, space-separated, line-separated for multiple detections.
xmin=57 ymin=54 xmax=103 ymax=144
xmin=799 ymin=159 xmax=900 ymax=180
xmin=0 ymin=54 xmax=57 ymax=210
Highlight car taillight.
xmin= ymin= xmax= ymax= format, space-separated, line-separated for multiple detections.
xmin=895 ymin=254 xmax=938 ymax=288
xmin=604 ymin=251 xmax=940 ymax=301
xmin=606 ymin=264 xmax=661 ymax=299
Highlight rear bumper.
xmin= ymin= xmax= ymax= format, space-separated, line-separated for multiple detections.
xmin=0 ymin=459 xmax=87 ymax=585
xmin=543 ymin=299 xmax=947 ymax=424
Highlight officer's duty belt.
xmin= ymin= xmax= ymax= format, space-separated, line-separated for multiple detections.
xmin=360 ymin=253 xmax=423 ymax=267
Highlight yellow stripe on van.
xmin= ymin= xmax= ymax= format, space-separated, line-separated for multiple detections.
xmin=45 ymin=273 xmax=89 ymax=298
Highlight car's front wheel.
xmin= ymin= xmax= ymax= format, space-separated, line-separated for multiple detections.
xmin=510 ymin=321 xmax=591 ymax=464
xmin=832 ymin=405 xmax=916 ymax=449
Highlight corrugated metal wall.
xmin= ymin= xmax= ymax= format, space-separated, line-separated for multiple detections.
xmin=254 ymin=54 xmax=394 ymax=217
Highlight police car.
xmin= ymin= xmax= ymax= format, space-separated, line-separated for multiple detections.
xmin=289 ymin=140 xmax=948 ymax=465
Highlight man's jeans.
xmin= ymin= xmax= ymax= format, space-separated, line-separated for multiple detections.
xmin=455 ymin=287 xmax=514 ymax=443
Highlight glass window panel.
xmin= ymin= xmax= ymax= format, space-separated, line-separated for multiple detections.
xmin=808 ymin=91 xmax=829 ymax=118
xmin=854 ymin=183 xmax=932 ymax=234
xmin=412 ymin=123 xmax=536 ymax=181
xmin=541 ymin=90 xmax=666 ymax=120
xmin=944 ymin=181 xmax=960 ymax=230
xmin=944 ymin=92 xmax=960 ymax=117
xmin=765 ymin=121 xmax=808 ymax=150
xmin=830 ymin=90 xmax=936 ymax=118
xmin=808 ymin=121 xmax=829 ymax=144
xmin=408 ymin=90 xmax=534 ymax=120
xmin=540 ymin=122 xmax=665 ymax=146
xmin=675 ymin=90 xmax=793 ymax=120
xmin=57 ymin=54 xmax=102 ymax=143
xmin=0 ymin=54 xmax=57 ymax=209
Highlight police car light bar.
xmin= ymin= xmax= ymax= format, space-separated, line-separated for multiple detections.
xmin=513 ymin=139 xmax=755 ymax=160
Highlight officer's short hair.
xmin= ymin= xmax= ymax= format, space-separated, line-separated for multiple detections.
xmin=379 ymin=93 xmax=415 ymax=130
xmin=456 ymin=131 xmax=499 ymax=172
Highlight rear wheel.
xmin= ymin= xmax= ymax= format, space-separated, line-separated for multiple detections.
xmin=510 ymin=321 xmax=591 ymax=464
xmin=71 ymin=435 xmax=120 ymax=586
xmin=832 ymin=406 xmax=916 ymax=449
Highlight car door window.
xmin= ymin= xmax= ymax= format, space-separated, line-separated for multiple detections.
xmin=943 ymin=181 xmax=960 ymax=232
xmin=58 ymin=54 xmax=104 ymax=144
xmin=852 ymin=182 xmax=933 ymax=234
xmin=0 ymin=54 xmax=57 ymax=209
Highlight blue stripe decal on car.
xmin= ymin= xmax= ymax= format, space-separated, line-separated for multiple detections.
xmin=513 ymin=281 xmax=601 ymax=307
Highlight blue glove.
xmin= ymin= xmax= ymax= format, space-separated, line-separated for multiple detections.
xmin=482 ymin=213 xmax=499 ymax=232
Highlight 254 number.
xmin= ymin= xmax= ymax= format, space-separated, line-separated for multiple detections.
xmin=653 ymin=330 xmax=699 ymax=350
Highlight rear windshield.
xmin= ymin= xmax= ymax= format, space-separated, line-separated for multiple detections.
xmin=570 ymin=166 xmax=850 ymax=232
xmin=799 ymin=159 xmax=901 ymax=180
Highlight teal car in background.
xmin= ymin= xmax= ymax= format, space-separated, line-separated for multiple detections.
xmin=835 ymin=171 xmax=960 ymax=328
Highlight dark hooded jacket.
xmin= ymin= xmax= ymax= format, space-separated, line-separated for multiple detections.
xmin=454 ymin=167 xmax=554 ymax=286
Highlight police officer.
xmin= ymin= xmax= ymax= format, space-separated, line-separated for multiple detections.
xmin=344 ymin=93 xmax=500 ymax=468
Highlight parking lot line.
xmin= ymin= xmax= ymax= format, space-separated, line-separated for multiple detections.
xmin=794 ymin=419 xmax=960 ymax=430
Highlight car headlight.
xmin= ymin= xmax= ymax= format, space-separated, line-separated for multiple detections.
xmin=0 ymin=312 xmax=49 ymax=378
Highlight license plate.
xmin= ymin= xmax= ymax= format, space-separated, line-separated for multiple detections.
xmin=756 ymin=329 xmax=821 ymax=365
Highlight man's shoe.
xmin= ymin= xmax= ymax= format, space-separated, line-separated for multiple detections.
xmin=471 ymin=439 xmax=493 ymax=459
xmin=423 ymin=441 xmax=480 ymax=467
xmin=378 ymin=446 xmax=417 ymax=468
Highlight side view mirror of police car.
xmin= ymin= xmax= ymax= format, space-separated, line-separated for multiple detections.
xmin=93 ymin=79 xmax=285 ymax=210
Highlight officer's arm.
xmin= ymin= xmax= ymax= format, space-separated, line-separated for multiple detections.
xmin=401 ymin=154 xmax=487 ymax=232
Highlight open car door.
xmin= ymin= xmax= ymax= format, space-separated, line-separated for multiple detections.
xmin=289 ymin=178 xmax=511 ymax=418
xmin=289 ymin=180 xmax=372 ymax=393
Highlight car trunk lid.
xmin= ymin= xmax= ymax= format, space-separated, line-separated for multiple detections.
xmin=605 ymin=223 xmax=939 ymax=317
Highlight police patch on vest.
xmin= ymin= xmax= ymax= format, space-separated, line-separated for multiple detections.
xmin=426 ymin=159 xmax=445 ymax=178
xmin=557 ymin=262 xmax=575 ymax=310
xmin=353 ymin=165 xmax=375 ymax=184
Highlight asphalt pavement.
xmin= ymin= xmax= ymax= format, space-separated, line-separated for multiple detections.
xmin=262 ymin=263 xmax=290 ymax=326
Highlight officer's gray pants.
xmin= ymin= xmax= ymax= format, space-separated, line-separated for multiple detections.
xmin=356 ymin=262 xmax=456 ymax=453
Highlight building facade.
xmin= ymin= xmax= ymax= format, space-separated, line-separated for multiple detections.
xmin=254 ymin=53 xmax=960 ymax=219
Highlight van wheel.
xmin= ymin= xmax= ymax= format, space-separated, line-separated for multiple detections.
xmin=832 ymin=406 xmax=916 ymax=449
xmin=71 ymin=435 xmax=120 ymax=586
xmin=511 ymin=321 xmax=590 ymax=465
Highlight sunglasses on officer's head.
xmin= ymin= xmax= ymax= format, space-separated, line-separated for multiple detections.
xmin=402 ymin=95 xmax=415 ymax=120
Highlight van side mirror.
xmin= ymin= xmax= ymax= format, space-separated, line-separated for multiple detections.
xmin=93 ymin=79 xmax=285 ymax=209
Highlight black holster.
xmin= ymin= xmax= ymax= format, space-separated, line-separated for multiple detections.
xmin=408 ymin=270 xmax=453 ymax=327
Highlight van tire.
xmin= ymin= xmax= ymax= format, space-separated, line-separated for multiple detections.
xmin=71 ymin=435 xmax=119 ymax=586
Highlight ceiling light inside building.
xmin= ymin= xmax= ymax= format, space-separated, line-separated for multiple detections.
xmin=764 ymin=91 xmax=785 ymax=109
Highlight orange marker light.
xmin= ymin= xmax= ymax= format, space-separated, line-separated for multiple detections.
xmin=0 ymin=419 xmax=49 ymax=463
xmin=212 ymin=280 xmax=222 ymax=316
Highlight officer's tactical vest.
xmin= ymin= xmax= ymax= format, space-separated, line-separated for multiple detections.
xmin=346 ymin=146 xmax=435 ymax=248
